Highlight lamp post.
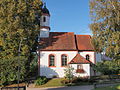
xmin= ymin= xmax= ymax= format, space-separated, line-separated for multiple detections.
xmin=36 ymin=7 xmax=41 ymax=76
xmin=17 ymin=39 xmax=22 ymax=90
xmin=36 ymin=48 xmax=40 ymax=76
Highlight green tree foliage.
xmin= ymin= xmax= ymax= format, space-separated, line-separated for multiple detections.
xmin=0 ymin=0 xmax=43 ymax=85
xmin=0 ymin=0 xmax=43 ymax=59
xmin=89 ymin=0 xmax=120 ymax=58
xmin=64 ymin=66 xmax=74 ymax=82
xmin=34 ymin=76 xmax=48 ymax=86
xmin=0 ymin=57 xmax=27 ymax=86
xmin=29 ymin=54 xmax=38 ymax=77
xmin=93 ymin=60 xmax=120 ymax=75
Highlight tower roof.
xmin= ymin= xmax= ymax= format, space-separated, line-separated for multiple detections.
xmin=42 ymin=3 xmax=50 ymax=15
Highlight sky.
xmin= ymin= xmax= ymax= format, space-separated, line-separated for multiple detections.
xmin=43 ymin=0 xmax=92 ymax=35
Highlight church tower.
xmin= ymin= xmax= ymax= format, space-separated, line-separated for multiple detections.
xmin=40 ymin=3 xmax=50 ymax=38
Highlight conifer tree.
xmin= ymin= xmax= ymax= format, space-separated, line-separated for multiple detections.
xmin=0 ymin=0 xmax=42 ymax=59
xmin=0 ymin=0 xmax=43 ymax=85
xmin=90 ymin=0 xmax=120 ymax=58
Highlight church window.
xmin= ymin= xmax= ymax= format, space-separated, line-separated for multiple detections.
xmin=43 ymin=17 xmax=46 ymax=22
xmin=77 ymin=64 xmax=83 ymax=69
xmin=86 ymin=55 xmax=90 ymax=60
xmin=49 ymin=54 xmax=55 ymax=66
xmin=76 ymin=64 xmax=85 ymax=73
xmin=61 ymin=55 xmax=67 ymax=66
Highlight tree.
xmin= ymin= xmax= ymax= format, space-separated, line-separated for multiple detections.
xmin=93 ymin=60 xmax=120 ymax=75
xmin=64 ymin=66 xmax=74 ymax=83
xmin=0 ymin=0 xmax=43 ymax=85
xmin=0 ymin=57 xmax=27 ymax=86
xmin=89 ymin=0 xmax=120 ymax=58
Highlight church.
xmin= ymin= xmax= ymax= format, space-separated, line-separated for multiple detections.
xmin=37 ymin=4 xmax=102 ymax=78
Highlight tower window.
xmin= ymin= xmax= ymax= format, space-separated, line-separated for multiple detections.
xmin=86 ymin=55 xmax=90 ymax=60
xmin=61 ymin=55 xmax=67 ymax=66
xmin=43 ymin=17 xmax=46 ymax=22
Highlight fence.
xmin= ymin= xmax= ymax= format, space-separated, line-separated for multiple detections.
xmin=1 ymin=86 xmax=26 ymax=90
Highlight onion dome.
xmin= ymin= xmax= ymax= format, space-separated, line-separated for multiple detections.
xmin=42 ymin=3 xmax=50 ymax=15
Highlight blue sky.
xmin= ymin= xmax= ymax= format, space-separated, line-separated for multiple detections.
xmin=43 ymin=0 xmax=92 ymax=35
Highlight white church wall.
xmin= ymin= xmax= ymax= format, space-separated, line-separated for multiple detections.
xmin=71 ymin=64 xmax=90 ymax=77
xmin=79 ymin=51 xmax=95 ymax=64
xmin=40 ymin=51 xmax=78 ymax=78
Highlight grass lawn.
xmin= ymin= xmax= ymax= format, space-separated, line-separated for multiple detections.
xmin=93 ymin=84 xmax=120 ymax=90
xmin=35 ymin=78 xmax=65 ymax=88
xmin=35 ymin=78 xmax=92 ymax=88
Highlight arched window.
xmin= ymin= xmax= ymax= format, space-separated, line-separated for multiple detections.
xmin=61 ymin=55 xmax=67 ymax=66
xmin=77 ymin=64 xmax=83 ymax=69
xmin=76 ymin=64 xmax=85 ymax=73
xmin=49 ymin=54 xmax=55 ymax=66
xmin=86 ymin=55 xmax=90 ymax=60
xmin=43 ymin=17 xmax=46 ymax=22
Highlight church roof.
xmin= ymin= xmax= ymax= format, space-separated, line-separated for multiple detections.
xmin=69 ymin=54 xmax=90 ymax=64
xmin=39 ymin=32 xmax=77 ymax=50
xmin=39 ymin=32 xmax=94 ymax=51
xmin=76 ymin=35 xmax=94 ymax=51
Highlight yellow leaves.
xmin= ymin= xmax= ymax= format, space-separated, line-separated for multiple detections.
xmin=17 ymin=2 xmax=26 ymax=14
xmin=0 ymin=40 xmax=3 ymax=46
xmin=90 ymin=0 xmax=120 ymax=56
xmin=21 ymin=45 xmax=29 ymax=55
xmin=33 ymin=0 xmax=42 ymax=5
xmin=0 ymin=0 xmax=42 ymax=59
xmin=0 ymin=37 xmax=4 ymax=46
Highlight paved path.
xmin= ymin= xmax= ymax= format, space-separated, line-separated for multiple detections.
xmin=27 ymin=85 xmax=94 ymax=90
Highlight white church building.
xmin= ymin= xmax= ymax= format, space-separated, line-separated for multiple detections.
xmin=37 ymin=4 xmax=102 ymax=78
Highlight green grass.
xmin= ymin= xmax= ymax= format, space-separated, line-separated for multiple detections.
xmin=93 ymin=84 xmax=120 ymax=90
xmin=35 ymin=78 xmax=65 ymax=88
xmin=35 ymin=78 xmax=92 ymax=88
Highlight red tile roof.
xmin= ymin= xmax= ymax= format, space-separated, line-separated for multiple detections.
xmin=39 ymin=32 xmax=77 ymax=50
xmin=76 ymin=35 xmax=94 ymax=51
xmin=39 ymin=32 xmax=94 ymax=51
xmin=69 ymin=54 xmax=90 ymax=64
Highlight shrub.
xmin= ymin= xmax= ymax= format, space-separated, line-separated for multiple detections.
xmin=64 ymin=66 xmax=74 ymax=82
xmin=61 ymin=79 xmax=69 ymax=85
xmin=71 ymin=76 xmax=92 ymax=83
xmin=72 ymin=77 xmax=82 ymax=83
xmin=81 ymin=76 xmax=89 ymax=82
xmin=52 ymin=75 xmax=58 ymax=78
xmin=35 ymin=76 xmax=48 ymax=86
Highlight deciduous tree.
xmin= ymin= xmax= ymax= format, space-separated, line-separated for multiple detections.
xmin=93 ymin=60 xmax=120 ymax=75
xmin=90 ymin=0 xmax=120 ymax=58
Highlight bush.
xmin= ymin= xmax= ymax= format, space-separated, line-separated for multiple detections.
xmin=71 ymin=77 xmax=82 ymax=83
xmin=93 ymin=60 xmax=120 ymax=75
xmin=35 ymin=76 xmax=48 ymax=86
xmin=52 ymin=75 xmax=58 ymax=78
xmin=72 ymin=76 xmax=90 ymax=83
xmin=64 ymin=66 xmax=74 ymax=82
xmin=61 ymin=79 xmax=70 ymax=85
